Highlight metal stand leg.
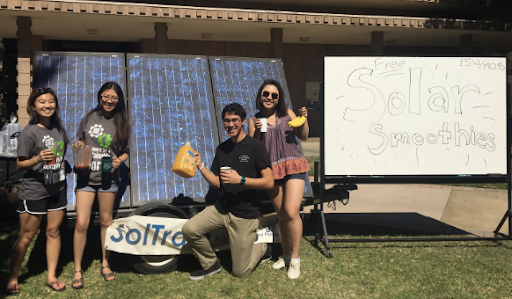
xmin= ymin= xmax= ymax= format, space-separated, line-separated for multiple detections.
xmin=312 ymin=209 xmax=333 ymax=258
xmin=494 ymin=209 xmax=512 ymax=239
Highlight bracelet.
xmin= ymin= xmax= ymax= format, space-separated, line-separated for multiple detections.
xmin=198 ymin=163 xmax=205 ymax=172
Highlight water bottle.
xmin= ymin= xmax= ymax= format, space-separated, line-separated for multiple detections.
xmin=101 ymin=156 xmax=112 ymax=190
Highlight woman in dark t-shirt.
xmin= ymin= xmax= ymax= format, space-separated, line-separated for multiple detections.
xmin=6 ymin=88 xmax=69 ymax=294
xmin=72 ymin=82 xmax=131 ymax=289
xmin=248 ymin=79 xmax=309 ymax=280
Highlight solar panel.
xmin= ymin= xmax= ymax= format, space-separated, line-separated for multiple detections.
xmin=33 ymin=52 xmax=128 ymax=209
xmin=33 ymin=53 xmax=310 ymax=209
xmin=209 ymin=56 xmax=312 ymax=197
xmin=127 ymin=54 xmax=219 ymax=205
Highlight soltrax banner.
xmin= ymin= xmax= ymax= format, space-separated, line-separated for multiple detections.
xmin=105 ymin=215 xmax=280 ymax=256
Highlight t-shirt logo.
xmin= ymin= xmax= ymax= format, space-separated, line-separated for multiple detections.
xmin=43 ymin=135 xmax=54 ymax=148
xmin=98 ymin=133 xmax=113 ymax=149
xmin=42 ymin=135 xmax=65 ymax=156
xmin=89 ymin=124 xmax=104 ymax=138
xmin=239 ymin=154 xmax=249 ymax=163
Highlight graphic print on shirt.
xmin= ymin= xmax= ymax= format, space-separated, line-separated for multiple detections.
xmin=89 ymin=124 xmax=112 ymax=171
xmin=239 ymin=154 xmax=250 ymax=163
xmin=41 ymin=135 xmax=66 ymax=184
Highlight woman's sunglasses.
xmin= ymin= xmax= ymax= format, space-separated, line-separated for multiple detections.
xmin=262 ymin=91 xmax=279 ymax=100
xmin=33 ymin=87 xmax=53 ymax=95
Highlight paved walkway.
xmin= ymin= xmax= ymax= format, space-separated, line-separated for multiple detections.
xmin=301 ymin=137 xmax=510 ymax=236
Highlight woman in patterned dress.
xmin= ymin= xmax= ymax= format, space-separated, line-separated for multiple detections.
xmin=248 ymin=79 xmax=309 ymax=279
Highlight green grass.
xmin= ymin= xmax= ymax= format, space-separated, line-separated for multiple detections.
xmin=1 ymin=218 xmax=512 ymax=299
xmin=306 ymin=156 xmax=320 ymax=177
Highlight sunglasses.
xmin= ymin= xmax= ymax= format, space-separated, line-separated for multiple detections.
xmin=262 ymin=91 xmax=279 ymax=100
xmin=33 ymin=87 xmax=53 ymax=94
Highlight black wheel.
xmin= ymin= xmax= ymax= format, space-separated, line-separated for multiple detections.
xmin=125 ymin=202 xmax=188 ymax=274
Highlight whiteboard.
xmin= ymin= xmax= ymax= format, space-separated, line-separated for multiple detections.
xmin=324 ymin=56 xmax=507 ymax=176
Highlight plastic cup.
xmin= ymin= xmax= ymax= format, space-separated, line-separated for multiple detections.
xmin=46 ymin=144 xmax=59 ymax=165
xmin=259 ymin=117 xmax=268 ymax=132
xmin=72 ymin=143 xmax=92 ymax=169
xmin=220 ymin=166 xmax=232 ymax=172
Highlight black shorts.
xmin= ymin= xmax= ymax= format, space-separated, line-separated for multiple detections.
xmin=17 ymin=188 xmax=67 ymax=215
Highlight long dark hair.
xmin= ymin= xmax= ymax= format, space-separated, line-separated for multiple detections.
xmin=85 ymin=82 xmax=131 ymax=149
xmin=27 ymin=87 xmax=69 ymax=144
xmin=255 ymin=79 xmax=288 ymax=117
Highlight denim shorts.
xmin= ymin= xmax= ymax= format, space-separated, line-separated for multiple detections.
xmin=75 ymin=183 xmax=118 ymax=193
xmin=275 ymin=172 xmax=307 ymax=185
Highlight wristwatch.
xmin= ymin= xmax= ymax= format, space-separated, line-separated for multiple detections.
xmin=240 ymin=176 xmax=246 ymax=185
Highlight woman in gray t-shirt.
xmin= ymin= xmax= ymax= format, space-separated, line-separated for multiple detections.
xmin=72 ymin=82 xmax=131 ymax=289
xmin=6 ymin=88 xmax=69 ymax=294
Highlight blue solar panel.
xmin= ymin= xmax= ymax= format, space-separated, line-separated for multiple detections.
xmin=209 ymin=56 xmax=312 ymax=197
xmin=127 ymin=54 xmax=219 ymax=205
xmin=33 ymin=52 xmax=128 ymax=209
xmin=33 ymin=53 xmax=310 ymax=208
xmin=209 ymin=57 xmax=292 ymax=138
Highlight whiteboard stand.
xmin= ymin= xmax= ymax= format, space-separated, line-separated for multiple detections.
xmin=494 ymin=76 xmax=512 ymax=239
xmin=310 ymin=162 xmax=355 ymax=258
xmin=309 ymin=72 xmax=512 ymax=258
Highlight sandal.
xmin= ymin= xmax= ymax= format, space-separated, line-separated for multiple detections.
xmin=5 ymin=283 xmax=20 ymax=295
xmin=101 ymin=265 xmax=116 ymax=282
xmin=45 ymin=280 xmax=66 ymax=292
xmin=72 ymin=270 xmax=84 ymax=289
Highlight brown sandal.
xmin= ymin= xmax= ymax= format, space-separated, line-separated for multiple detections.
xmin=72 ymin=270 xmax=84 ymax=289
xmin=101 ymin=265 xmax=116 ymax=282
xmin=5 ymin=283 xmax=20 ymax=295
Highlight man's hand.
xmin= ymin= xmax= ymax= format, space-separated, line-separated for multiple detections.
xmin=194 ymin=152 xmax=204 ymax=170
xmin=220 ymin=168 xmax=242 ymax=185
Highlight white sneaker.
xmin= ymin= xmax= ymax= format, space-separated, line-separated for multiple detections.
xmin=272 ymin=256 xmax=289 ymax=270
xmin=287 ymin=261 xmax=300 ymax=279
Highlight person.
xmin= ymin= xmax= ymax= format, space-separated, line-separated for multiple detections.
xmin=6 ymin=87 xmax=69 ymax=294
xmin=248 ymin=79 xmax=309 ymax=279
xmin=182 ymin=103 xmax=274 ymax=280
xmin=72 ymin=82 xmax=130 ymax=289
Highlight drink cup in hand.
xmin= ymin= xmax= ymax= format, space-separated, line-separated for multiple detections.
xmin=259 ymin=118 xmax=268 ymax=132
xmin=72 ymin=142 xmax=92 ymax=169
xmin=47 ymin=145 xmax=58 ymax=165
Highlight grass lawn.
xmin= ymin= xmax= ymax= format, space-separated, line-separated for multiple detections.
xmin=1 ymin=217 xmax=512 ymax=299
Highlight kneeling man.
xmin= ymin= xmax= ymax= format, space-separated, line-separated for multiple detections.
xmin=182 ymin=103 xmax=274 ymax=280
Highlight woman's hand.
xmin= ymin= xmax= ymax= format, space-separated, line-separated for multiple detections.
xmin=112 ymin=156 xmax=122 ymax=169
xmin=71 ymin=140 xmax=85 ymax=151
xmin=298 ymin=107 xmax=308 ymax=118
xmin=254 ymin=118 xmax=262 ymax=130
xmin=38 ymin=149 xmax=55 ymax=163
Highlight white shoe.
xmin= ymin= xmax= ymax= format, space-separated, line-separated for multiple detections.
xmin=287 ymin=261 xmax=300 ymax=279
xmin=272 ymin=256 xmax=290 ymax=270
